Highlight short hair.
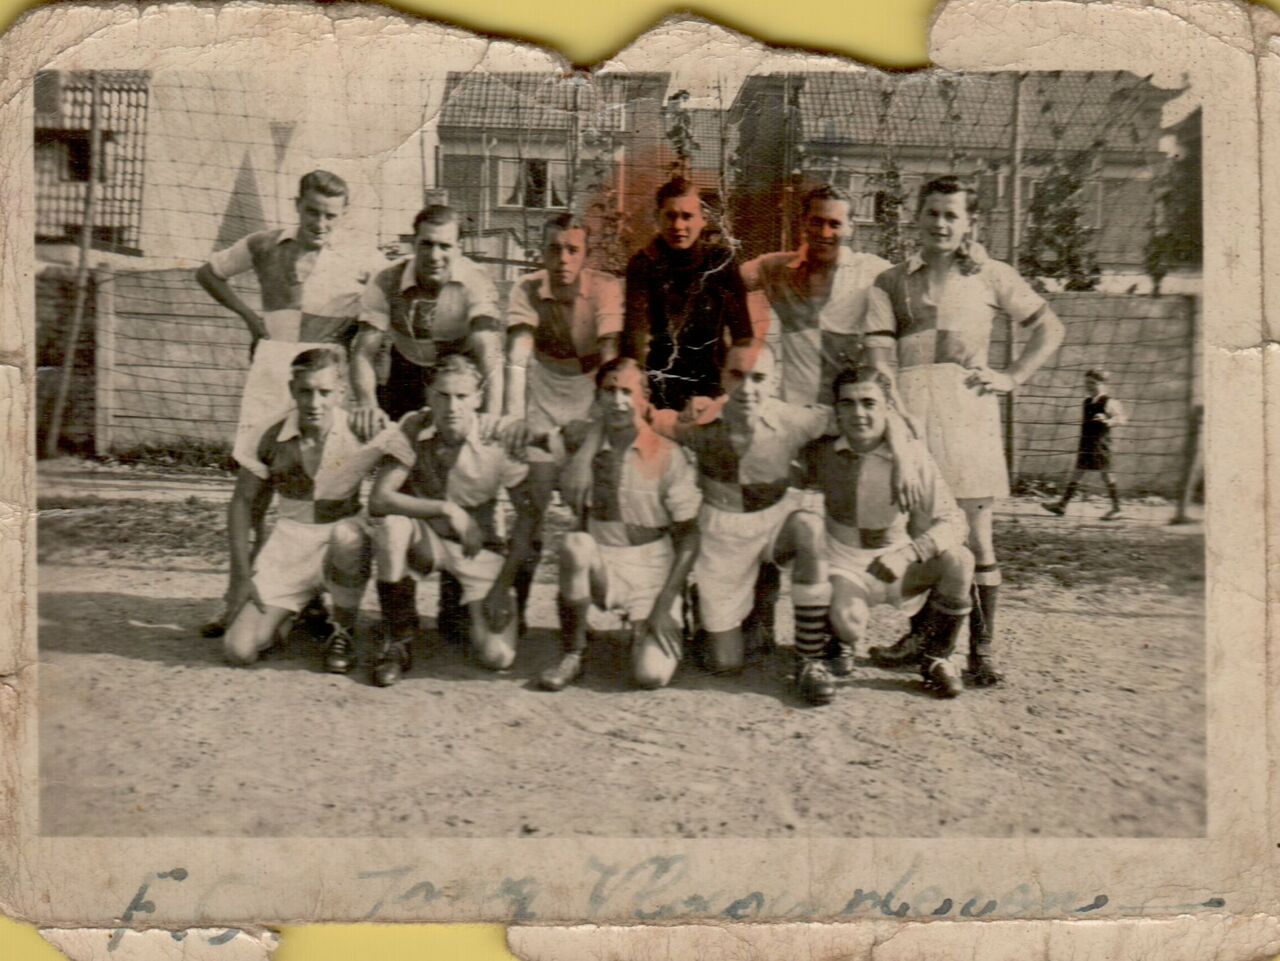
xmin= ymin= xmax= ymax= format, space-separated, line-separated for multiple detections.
xmin=595 ymin=356 xmax=649 ymax=392
xmin=831 ymin=363 xmax=896 ymax=405
xmin=917 ymin=176 xmax=979 ymax=215
xmin=412 ymin=204 xmax=459 ymax=234
xmin=289 ymin=347 xmax=345 ymax=381
xmin=426 ymin=353 xmax=483 ymax=391
xmin=1085 ymin=368 xmax=1110 ymax=382
xmin=655 ymin=175 xmax=700 ymax=209
xmin=543 ymin=213 xmax=590 ymax=243
xmin=298 ymin=170 xmax=348 ymax=202
xmin=801 ymin=183 xmax=854 ymax=216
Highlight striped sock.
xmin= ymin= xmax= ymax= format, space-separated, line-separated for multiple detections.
xmin=792 ymin=581 xmax=832 ymax=661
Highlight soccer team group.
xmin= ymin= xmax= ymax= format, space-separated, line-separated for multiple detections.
xmin=193 ymin=168 xmax=1127 ymax=705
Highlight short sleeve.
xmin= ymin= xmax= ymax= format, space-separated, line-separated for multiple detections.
xmin=206 ymin=234 xmax=255 ymax=280
xmin=660 ymin=445 xmax=702 ymax=523
xmin=382 ymin=413 xmax=423 ymax=467
xmin=236 ymin=418 xmax=284 ymax=479
xmin=987 ymin=260 xmax=1047 ymax=328
xmin=358 ymin=268 xmax=395 ymax=332
xmin=505 ymin=276 xmax=541 ymax=331
xmin=500 ymin=452 xmax=530 ymax=490
xmin=860 ymin=272 xmax=899 ymax=344
xmin=739 ymin=255 xmax=765 ymax=293
xmin=593 ymin=273 xmax=624 ymax=339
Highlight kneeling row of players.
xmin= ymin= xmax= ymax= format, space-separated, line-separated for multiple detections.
xmin=220 ymin=345 xmax=983 ymax=707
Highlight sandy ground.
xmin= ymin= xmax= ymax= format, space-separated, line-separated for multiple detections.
xmin=37 ymin=459 xmax=1205 ymax=838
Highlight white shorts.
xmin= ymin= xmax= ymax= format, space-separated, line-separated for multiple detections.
xmin=899 ymin=363 xmax=1008 ymax=500
xmin=826 ymin=535 xmax=928 ymax=615
xmin=599 ymin=538 xmax=680 ymax=623
xmin=526 ymin=362 xmax=596 ymax=465
xmin=253 ymin=514 xmax=369 ymax=612
xmin=694 ymin=492 xmax=802 ymax=634
xmin=398 ymin=517 xmax=506 ymax=605
xmin=233 ymin=339 xmax=335 ymax=467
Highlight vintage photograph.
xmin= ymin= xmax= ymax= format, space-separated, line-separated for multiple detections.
xmin=34 ymin=64 xmax=1206 ymax=841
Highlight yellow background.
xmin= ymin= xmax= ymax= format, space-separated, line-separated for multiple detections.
xmin=3 ymin=0 xmax=1277 ymax=957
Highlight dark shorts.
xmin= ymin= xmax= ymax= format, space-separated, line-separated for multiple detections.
xmin=1076 ymin=444 xmax=1111 ymax=472
xmin=378 ymin=349 xmax=429 ymax=423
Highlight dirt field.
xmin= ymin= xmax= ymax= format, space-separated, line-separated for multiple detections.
xmin=37 ymin=459 xmax=1205 ymax=838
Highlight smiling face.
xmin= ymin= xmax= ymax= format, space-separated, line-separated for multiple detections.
xmin=657 ymin=192 xmax=706 ymax=251
xmin=803 ymin=198 xmax=853 ymax=265
xmin=722 ymin=343 xmax=777 ymax=420
xmin=597 ymin=363 xmax=650 ymax=433
xmin=916 ymin=190 xmax=973 ymax=256
xmin=543 ymin=226 xmax=588 ymax=290
xmin=295 ymin=191 xmax=346 ymax=250
xmin=428 ymin=369 xmax=482 ymax=443
xmin=835 ymin=379 xmax=889 ymax=452
xmin=290 ymin=363 xmax=345 ymax=434
xmin=413 ymin=220 xmax=459 ymax=288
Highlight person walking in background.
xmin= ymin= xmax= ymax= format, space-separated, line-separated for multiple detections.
xmin=861 ymin=176 xmax=1064 ymax=687
xmin=1043 ymin=369 xmax=1128 ymax=520
xmin=195 ymin=169 xmax=375 ymax=639
xmin=622 ymin=176 xmax=754 ymax=413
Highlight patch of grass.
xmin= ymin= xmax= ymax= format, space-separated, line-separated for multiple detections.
xmin=996 ymin=517 xmax=1203 ymax=594
xmin=38 ymin=496 xmax=226 ymax=562
xmin=101 ymin=440 xmax=235 ymax=474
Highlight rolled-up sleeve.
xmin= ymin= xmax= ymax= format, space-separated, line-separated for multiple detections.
xmin=908 ymin=451 xmax=967 ymax=561
xmin=463 ymin=263 xmax=500 ymax=323
xmin=207 ymin=234 xmax=255 ymax=280
xmin=660 ymin=446 xmax=702 ymax=523
xmin=860 ymin=272 xmax=899 ymax=351
xmin=988 ymin=260 xmax=1047 ymax=329
xmin=594 ymin=273 xmax=624 ymax=339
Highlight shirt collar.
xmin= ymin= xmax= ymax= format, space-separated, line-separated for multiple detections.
xmin=415 ymin=416 xmax=486 ymax=450
xmin=786 ymin=245 xmax=853 ymax=270
xmin=832 ymin=434 xmax=892 ymax=460
xmin=277 ymin=408 xmax=349 ymax=445
xmin=906 ymin=240 xmax=991 ymax=273
xmin=536 ymin=269 xmax=591 ymax=302
xmin=599 ymin=423 xmax=652 ymax=454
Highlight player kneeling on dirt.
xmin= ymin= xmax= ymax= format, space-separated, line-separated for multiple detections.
xmin=537 ymin=358 xmax=701 ymax=692
xmin=801 ymin=365 xmax=974 ymax=701
xmin=368 ymin=355 xmax=540 ymax=687
xmin=224 ymin=348 xmax=385 ymax=671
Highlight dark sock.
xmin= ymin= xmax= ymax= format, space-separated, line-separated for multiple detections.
xmin=557 ymin=596 xmax=590 ymax=654
xmin=514 ymin=541 xmax=542 ymax=624
xmin=1059 ymin=482 xmax=1078 ymax=506
xmin=916 ymin=595 xmax=969 ymax=660
xmin=909 ymin=605 xmax=929 ymax=637
xmin=377 ymin=578 xmax=418 ymax=644
xmin=745 ymin=563 xmax=780 ymax=647
xmin=969 ymin=577 xmax=999 ymax=656
xmin=1107 ymin=482 xmax=1121 ymax=511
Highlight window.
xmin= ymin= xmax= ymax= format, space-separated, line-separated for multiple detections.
xmin=496 ymin=158 xmax=569 ymax=210
xmin=35 ymin=128 xmax=113 ymax=183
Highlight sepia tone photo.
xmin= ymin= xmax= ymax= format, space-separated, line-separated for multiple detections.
xmin=1 ymin=0 xmax=1273 ymax=937
xmin=35 ymin=63 xmax=1205 ymax=839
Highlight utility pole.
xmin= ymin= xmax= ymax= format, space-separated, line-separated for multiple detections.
xmin=1004 ymin=72 xmax=1025 ymax=480
xmin=46 ymin=71 xmax=101 ymax=459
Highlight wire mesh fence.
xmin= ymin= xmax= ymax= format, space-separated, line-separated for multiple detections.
xmin=34 ymin=68 xmax=1202 ymax=496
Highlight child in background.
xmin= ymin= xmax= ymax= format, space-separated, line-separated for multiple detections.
xmin=1043 ymin=369 xmax=1128 ymax=521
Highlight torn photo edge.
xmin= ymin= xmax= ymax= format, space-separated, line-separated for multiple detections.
xmin=0 ymin=0 xmax=1274 ymax=937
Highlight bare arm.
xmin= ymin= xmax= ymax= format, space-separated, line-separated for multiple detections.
xmin=1007 ymin=306 xmax=1065 ymax=387
xmin=653 ymin=519 xmax=698 ymax=617
xmin=596 ymin=332 xmax=620 ymax=366
xmin=227 ymin=468 xmax=268 ymax=609
xmin=469 ymin=320 xmax=505 ymax=415
xmin=196 ymin=264 xmax=265 ymax=342
xmin=350 ymin=325 xmax=389 ymax=440
xmin=504 ymin=326 xmax=534 ymax=419
xmin=369 ymin=458 xmax=454 ymax=523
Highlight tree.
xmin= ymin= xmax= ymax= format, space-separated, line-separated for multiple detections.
xmin=1018 ymin=150 xmax=1101 ymax=291
xmin=1144 ymin=108 xmax=1202 ymax=296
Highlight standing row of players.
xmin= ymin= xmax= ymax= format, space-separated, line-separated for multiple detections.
xmin=196 ymin=169 xmax=1065 ymax=704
